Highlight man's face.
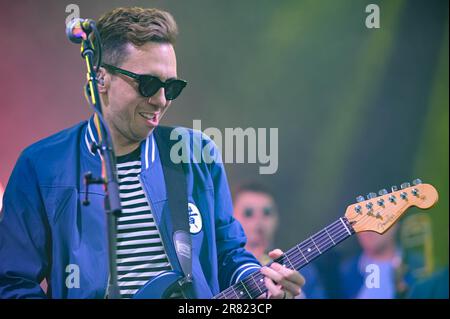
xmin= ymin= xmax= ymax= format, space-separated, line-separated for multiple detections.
xmin=357 ymin=224 xmax=398 ymax=257
xmin=100 ymin=42 xmax=177 ymax=151
xmin=233 ymin=191 xmax=278 ymax=256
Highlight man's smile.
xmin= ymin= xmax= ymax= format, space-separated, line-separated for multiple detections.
xmin=139 ymin=111 xmax=160 ymax=126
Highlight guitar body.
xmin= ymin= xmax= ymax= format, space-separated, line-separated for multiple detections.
xmin=133 ymin=271 xmax=184 ymax=299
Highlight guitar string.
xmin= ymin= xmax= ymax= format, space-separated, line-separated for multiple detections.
xmin=263 ymin=210 xmax=382 ymax=284
xmin=241 ymin=208 xmax=396 ymax=299
xmin=282 ymin=218 xmax=351 ymax=266
xmin=220 ymin=229 xmax=351 ymax=299
xmin=217 ymin=222 xmax=349 ymax=299
xmin=217 ymin=223 xmax=351 ymax=299
xmin=215 ymin=188 xmax=421 ymax=299
xmin=241 ymin=226 xmax=351 ymax=298
xmin=217 ymin=205 xmax=400 ymax=299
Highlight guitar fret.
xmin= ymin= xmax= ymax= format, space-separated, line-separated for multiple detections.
xmin=325 ymin=227 xmax=336 ymax=245
xmin=255 ymin=274 xmax=265 ymax=298
xmin=340 ymin=217 xmax=352 ymax=235
xmin=301 ymin=238 xmax=316 ymax=257
xmin=241 ymin=284 xmax=251 ymax=299
xmin=251 ymin=274 xmax=263 ymax=295
xmin=328 ymin=220 xmax=349 ymax=245
xmin=236 ymin=281 xmax=251 ymax=299
xmin=231 ymin=287 xmax=239 ymax=299
xmin=296 ymin=244 xmax=308 ymax=262
xmin=310 ymin=236 xmax=322 ymax=254
xmin=314 ymin=229 xmax=334 ymax=252
xmin=282 ymin=254 xmax=295 ymax=269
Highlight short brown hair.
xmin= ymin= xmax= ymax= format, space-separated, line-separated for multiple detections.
xmin=96 ymin=7 xmax=178 ymax=66
xmin=232 ymin=181 xmax=276 ymax=202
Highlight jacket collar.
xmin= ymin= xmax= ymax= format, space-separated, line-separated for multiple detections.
xmin=83 ymin=115 xmax=156 ymax=169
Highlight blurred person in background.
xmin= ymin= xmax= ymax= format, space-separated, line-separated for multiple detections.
xmin=339 ymin=225 xmax=423 ymax=298
xmin=233 ymin=181 xmax=327 ymax=298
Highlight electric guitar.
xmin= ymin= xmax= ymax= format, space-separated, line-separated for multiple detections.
xmin=133 ymin=180 xmax=438 ymax=299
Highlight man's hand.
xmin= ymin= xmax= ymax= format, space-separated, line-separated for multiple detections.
xmin=260 ymin=249 xmax=305 ymax=299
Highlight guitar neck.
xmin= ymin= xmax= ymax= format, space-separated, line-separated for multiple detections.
xmin=214 ymin=217 xmax=355 ymax=299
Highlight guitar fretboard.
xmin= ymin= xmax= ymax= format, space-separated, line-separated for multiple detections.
xmin=213 ymin=217 xmax=355 ymax=299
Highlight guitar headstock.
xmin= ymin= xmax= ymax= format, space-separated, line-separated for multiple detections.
xmin=344 ymin=179 xmax=438 ymax=234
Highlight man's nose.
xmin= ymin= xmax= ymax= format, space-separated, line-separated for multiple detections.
xmin=148 ymin=87 xmax=167 ymax=108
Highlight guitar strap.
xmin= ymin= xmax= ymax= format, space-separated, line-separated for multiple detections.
xmin=154 ymin=127 xmax=194 ymax=299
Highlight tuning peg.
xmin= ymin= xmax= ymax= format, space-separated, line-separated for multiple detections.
xmin=367 ymin=192 xmax=377 ymax=200
xmin=391 ymin=185 xmax=398 ymax=192
xmin=378 ymin=189 xmax=388 ymax=196
xmin=401 ymin=182 xmax=411 ymax=189
xmin=412 ymin=178 xmax=422 ymax=185
xmin=389 ymin=194 xmax=397 ymax=203
xmin=356 ymin=195 xmax=365 ymax=202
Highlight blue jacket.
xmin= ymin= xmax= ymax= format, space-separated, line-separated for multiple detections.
xmin=339 ymin=250 xmax=424 ymax=298
xmin=0 ymin=117 xmax=261 ymax=298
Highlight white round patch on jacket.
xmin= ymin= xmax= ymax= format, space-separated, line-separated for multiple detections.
xmin=188 ymin=203 xmax=202 ymax=234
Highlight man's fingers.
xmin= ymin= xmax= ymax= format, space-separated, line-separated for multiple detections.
xmin=264 ymin=248 xmax=305 ymax=298
xmin=263 ymin=262 xmax=306 ymax=287
xmin=261 ymin=265 xmax=303 ymax=297
xmin=271 ymin=262 xmax=305 ymax=286
xmin=261 ymin=265 xmax=283 ymax=282
xmin=268 ymin=249 xmax=284 ymax=259
xmin=264 ymin=276 xmax=284 ymax=299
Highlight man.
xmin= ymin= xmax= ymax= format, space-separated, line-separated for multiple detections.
xmin=339 ymin=225 xmax=422 ymax=298
xmin=233 ymin=182 xmax=326 ymax=298
xmin=232 ymin=182 xmax=281 ymax=265
xmin=0 ymin=7 xmax=304 ymax=299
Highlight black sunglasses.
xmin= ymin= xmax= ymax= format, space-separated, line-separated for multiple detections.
xmin=102 ymin=63 xmax=187 ymax=100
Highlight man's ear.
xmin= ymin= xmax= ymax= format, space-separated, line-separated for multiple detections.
xmin=96 ymin=67 xmax=110 ymax=93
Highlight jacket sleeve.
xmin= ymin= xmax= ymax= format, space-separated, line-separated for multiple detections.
xmin=0 ymin=151 xmax=50 ymax=298
xmin=207 ymin=140 xmax=261 ymax=292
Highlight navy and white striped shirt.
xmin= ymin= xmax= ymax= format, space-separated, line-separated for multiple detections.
xmin=115 ymin=147 xmax=173 ymax=298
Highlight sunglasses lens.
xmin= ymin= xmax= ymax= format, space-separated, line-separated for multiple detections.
xmin=139 ymin=76 xmax=162 ymax=97
xmin=139 ymin=76 xmax=187 ymax=100
xmin=165 ymin=80 xmax=187 ymax=100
